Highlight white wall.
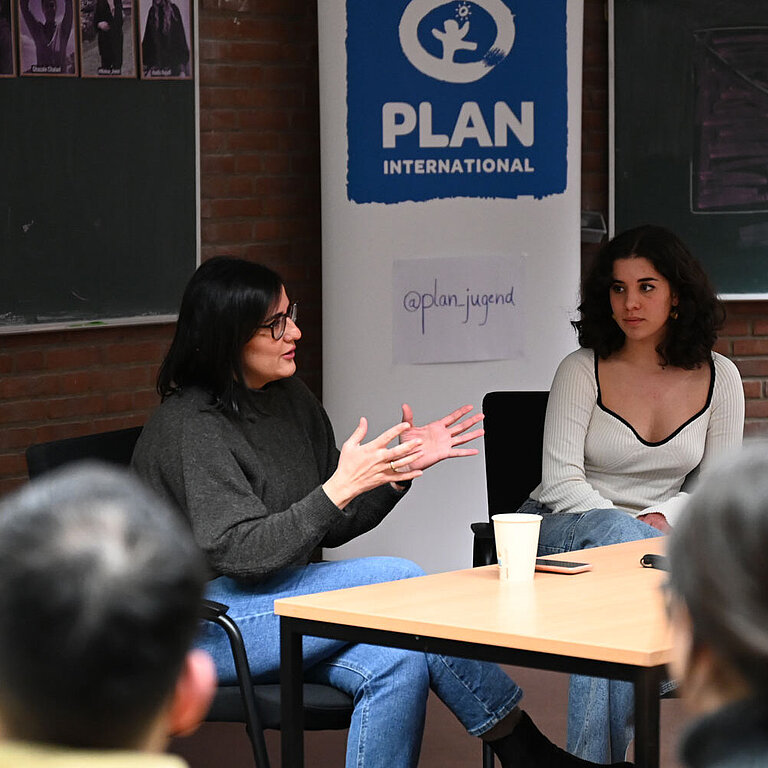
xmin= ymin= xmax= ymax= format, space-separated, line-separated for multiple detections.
xmin=319 ymin=0 xmax=584 ymax=573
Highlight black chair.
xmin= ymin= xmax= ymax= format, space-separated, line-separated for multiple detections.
xmin=471 ymin=392 xmax=549 ymax=768
xmin=469 ymin=392 xmax=548 ymax=768
xmin=471 ymin=391 xmax=549 ymax=566
xmin=25 ymin=427 xmax=353 ymax=768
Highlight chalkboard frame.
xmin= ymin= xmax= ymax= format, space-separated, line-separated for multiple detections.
xmin=0 ymin=2 xmax=199 ymax=334
xmin=609 ymin=0 xmax=768 ymax=299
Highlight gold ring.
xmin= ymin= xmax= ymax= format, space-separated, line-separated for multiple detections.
xmin=390 ymin=461 xmax=397 ymax=472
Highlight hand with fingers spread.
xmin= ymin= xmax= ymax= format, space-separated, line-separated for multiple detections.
xmin=322 ymin=417 xmax=424 ymax=510
xmin=397 ymin=403 xmax=484 ymax=472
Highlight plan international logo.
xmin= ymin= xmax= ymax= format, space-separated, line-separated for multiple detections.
xmin=346 ymin=0 xmax=568 ymax=204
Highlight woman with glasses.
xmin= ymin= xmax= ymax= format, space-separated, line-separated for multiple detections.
xmin=133 ymin=256 xmax=627 ymax=768
xmin=667 ymin=444 xmax=768 ymax=768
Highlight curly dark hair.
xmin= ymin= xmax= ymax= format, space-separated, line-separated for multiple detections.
xmin=572 ymin=225 xmax=724 ymax=368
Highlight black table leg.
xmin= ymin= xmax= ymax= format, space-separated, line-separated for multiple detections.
xmin=280 ymin=617 xmax=305 ymax=768
xmin=633 ymin=666 xmax=663 ymax=768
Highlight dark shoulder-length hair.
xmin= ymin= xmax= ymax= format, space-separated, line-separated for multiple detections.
xmin=573 ymin=225 xmax=724 ymax=368
xmin=158 ymin=256 xmax=283 ymax=415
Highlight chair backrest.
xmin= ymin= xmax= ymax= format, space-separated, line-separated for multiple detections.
xmin=482 ymin=391 xmax=549 ymax=520
xmin=26 ymin=426 xmax=143 ymax=479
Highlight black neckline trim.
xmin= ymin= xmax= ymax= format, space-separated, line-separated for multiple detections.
xmin=593 ymin=351 xmax=716 ymax=447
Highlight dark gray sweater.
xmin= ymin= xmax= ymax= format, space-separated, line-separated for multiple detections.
xmin=131 ymin=378 xmax=407 ymax=581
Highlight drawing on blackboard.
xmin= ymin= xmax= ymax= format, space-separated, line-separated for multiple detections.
xmin=18 ymin=0 xmax=77 ymax=75
xmin=692 ymin=27 xmax=768 ymax=213
xmin=0 ymin=0 xmax=15 ymax=75
xmin=79 ymin=0 xmax=136 ymax=77
xmin=138 ymin=0 xmax=191 ymax=79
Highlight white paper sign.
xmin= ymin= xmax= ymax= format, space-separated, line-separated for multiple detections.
xmin=393 ymin=254 xmax=524 ymax=364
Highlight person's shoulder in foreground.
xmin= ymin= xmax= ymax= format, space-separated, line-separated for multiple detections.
xmin=0 ymin=463 xmax=216 ymax=767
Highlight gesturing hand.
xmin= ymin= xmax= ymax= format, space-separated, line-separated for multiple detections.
xmin=322 ymin=417 xmax=424 ymax=510
xmin=398 ymin=403 xmax=484 ymax=472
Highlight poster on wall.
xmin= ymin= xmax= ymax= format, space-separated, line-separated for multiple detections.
xmin=78 ymin=0 xmax=136 ymax=77
xmin=346 ymin=0 xmax=568 ymax=204
xmin=138 ymin=0 xmax=191 ymax=79
xmin=17 ymin=0 xmax=78 ymax=75
xmin=393 ymin=255 xmax=523 ymax=363
xmin=0 ymin=0 xmax=16 ymax=75
xmin=320 ymin=0 xmax=582 ymax=572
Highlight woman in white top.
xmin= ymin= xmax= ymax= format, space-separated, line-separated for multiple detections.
xmin=518 ymin=225 xmax=745 ymax=764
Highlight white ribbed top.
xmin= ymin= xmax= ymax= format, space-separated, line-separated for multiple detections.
xmin=531 ymin=348 xmax=744 ymax=525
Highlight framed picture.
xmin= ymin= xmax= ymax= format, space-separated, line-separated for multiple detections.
xmin=78 ymin=0 xmax=136 ymax=76
xmin=138 ymin=0 xmax=191 ymax=79
xmin=18 ymin=0 xmax=77 ymax=74
xmin=0 ymin=0 xmax=16 ymax=75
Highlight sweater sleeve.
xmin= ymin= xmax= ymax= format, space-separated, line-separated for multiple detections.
xmin=537 ymin=350 xmax=615 ymax=513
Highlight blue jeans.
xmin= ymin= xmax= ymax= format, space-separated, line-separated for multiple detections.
xmin=197 ymin=556 xmax=522 ymax=768
xmin=518 ymin=499 xmax=665 ymax=764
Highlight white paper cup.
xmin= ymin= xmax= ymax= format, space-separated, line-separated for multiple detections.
xmin=492 ymin=513 xmax=542 ymax=582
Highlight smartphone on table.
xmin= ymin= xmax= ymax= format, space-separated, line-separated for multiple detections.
xmin=535 ymin=557 xmax=592 ymax=574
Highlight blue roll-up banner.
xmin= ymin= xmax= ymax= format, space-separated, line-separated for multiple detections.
xmin=347 ymin=0 xmax=567 ymax=203
xmin=320 ymin=0 xmax=582 ymax=572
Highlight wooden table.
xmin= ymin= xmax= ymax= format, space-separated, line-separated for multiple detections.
xmin=275 ymin=538 xmax=671 ymax=768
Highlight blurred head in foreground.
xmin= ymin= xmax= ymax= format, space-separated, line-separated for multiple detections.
xmin=668 ymin=443 xmax=768 ymax=765
xmin=0 ymin=462 xmax=215 ymax=752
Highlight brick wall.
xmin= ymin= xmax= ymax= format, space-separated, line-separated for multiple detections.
xmin=0 ymin=0 xmax=323 ymax=495
xmin=1 ymin=0 xmax=766 ymax=494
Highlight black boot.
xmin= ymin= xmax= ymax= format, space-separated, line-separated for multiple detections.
xmin=487 ymin=711 xmax=633 ymax=768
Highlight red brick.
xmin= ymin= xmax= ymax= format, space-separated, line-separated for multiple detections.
xmin=743 ymin=380 xmax=763 ymax=399
xmin=733 ymin=339 xmax=768 ymax=356
xmin=736 ymin=359 xmax=768 ymax=377
xmin=200 ymin=132 xmax=230 ymax=153
xmin=0 ymin=355 xmax=12 ymax=374
xmin=234 ymin=154 xmax=265 ymax=174
xmin=102 ymin=342 xmax=167 ymax=366
xmin=0 ymin=374 xmax=59 ymax=399
xmin=0 ymin=401 xmax=47 ymax=424
xmin=746 ymin=399 xmax=768 ymax=419
xmin=721 ymin=318 xmax=750 ymax=336
xmin=201 ymin=219 xmax=254 ymax=243
xmin=46 ymin=395 xmax=106 ymax=420
xmin=106 ymin=392 xmax=135 ymax=413
xmin=754 ymin=320 xmax=768 ymax=336
xmin=0 ymin=427 xmax=38 ymax=452
xmin=206 ymin=110 xmax=239 ymax=131
xmin=201 ymin=154 xmax=236 ymax=175
xmin=14 ymin=350 xmax=46 ymax=372
xmin=209 ymin=198 xmax=263 ymax=218
xmin=35 ymin=422 xmax=97 ymax=444
xmin=46 ymin=346 xmax=101 ymax=369
xmin=0 ymin=452 xmax=29 ymax=476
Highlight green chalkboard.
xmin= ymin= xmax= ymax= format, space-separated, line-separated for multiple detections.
xmin=611 ymin=0 xmax=768 ymax=296
xmin=0 ymin=76 xmax=196 ymax=329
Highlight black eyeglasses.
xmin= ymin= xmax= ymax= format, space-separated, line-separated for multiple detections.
xmin=259 ymin=303 xmax=298 ymax=341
